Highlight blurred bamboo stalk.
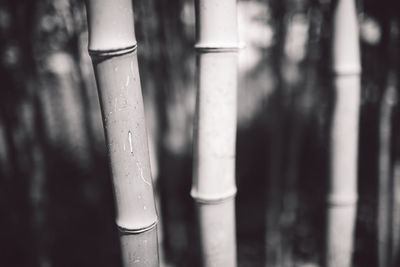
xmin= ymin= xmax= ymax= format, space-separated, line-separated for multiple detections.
xmin=191 ymin=0 xmax=239 ymax=266
xmin=84 ymin=0 xmax=159 ymax=266
xmin=325 ymin=0 xmax=360 ymax=266
xmin=325 ymin=0 xmax=361 ymax=267
xmin=391 ymin=160 xmax=400 ymax=264
xmin=378 ymin=71 xmax=396 ymax=267
xmin=377 ymin=19 xmax=400 ymax=267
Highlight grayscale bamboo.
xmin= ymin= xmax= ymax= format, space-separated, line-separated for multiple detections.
xmin=391 ymin=161 xmax=400 ymax=264
xmin=377 ymin=20 xmax=400 ymax=267
xmin=84 ymin=0 xmax=159 ymax=266
xmin=378 ymin=72 xmax=396 ymax=267
xmin=191 ymin=0 xmax=239 ymax=266
xmin=325 ymin=0 xmax=360 ymax=266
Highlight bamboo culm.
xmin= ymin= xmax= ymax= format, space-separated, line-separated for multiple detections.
xmin=378 ymin=72 xmax=396 ymax=267
xmin=377 ymin=21 xmax=400 ymax=267
xmin=325 ymin=0 xmax=360 ymax=266
xmin=84 ymin=0 xmax=159 ymax=266
xmin=191 ymin=0 xmax=239 ymax=266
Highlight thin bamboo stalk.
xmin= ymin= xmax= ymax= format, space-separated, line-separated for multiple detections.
xmin=391 ymin=160 xmax=400 ymax=265
xmin=377 ymin=20 xmax=400 ymax=267
xmin=378 ymin=72 xmax=396 ymax=267
xmin=325 ymin=0 xmax=360 ymax=266
xmin=191 ymin=0 xmax=239 ymax=266
xmin=84 ymin=1 xmax=159 ymax=266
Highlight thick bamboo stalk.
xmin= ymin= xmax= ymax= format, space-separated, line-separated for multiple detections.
xmin=84 ymin=1 xmax=159 ymax=266
xmin=325 ymin=0 xmax=360 ymax=266
xmin=191 ymin=0 xmax=239 ymax=266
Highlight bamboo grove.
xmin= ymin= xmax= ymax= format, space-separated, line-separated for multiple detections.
xmin=2 ymin=0 xmax=399 ymax=266
xmin=80 ymin=0 xmax=396 ymax=266
xmin=81 ymin=0 xmax=400 ymax=265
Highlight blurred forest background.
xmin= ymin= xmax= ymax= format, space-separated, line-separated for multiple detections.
xmin=1 ymin=0 xmax=400 ymax=266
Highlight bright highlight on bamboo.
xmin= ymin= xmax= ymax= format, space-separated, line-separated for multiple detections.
xmin=191 ymin=0 xmax=239 ymax=266
xmin=84 ymin=0 xmax=159 ymax=266
xmin=325 ymin=0 xmax=360 ymax=266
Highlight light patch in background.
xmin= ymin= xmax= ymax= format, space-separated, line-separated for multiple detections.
xmin=180 ymin=1 xmax=195 ymax=40
xmin=359 ymin=13 xmax=381 ymax=46
xmin=284 ymin=13 xmax=309 ymax=63
xmin=2 ymin=43 xmax=20 ymax=68
xmin=238 ymin=1 xmax=273 ymax=72
xmin=0 ymin=6 xmax=11 ymax=32
xmin=45 ymin=51 xmax=74 ymax=74
xmin=0 ymin=121 xmax=10 ymax=177
xmin=40 ymin=51 xmax=92 ymax=170
xmin=164 ymin=89 xmax=192 ymax=154
xmin=237 ymin=1 xmax=275 ymax=128
xmin=282 ymin=13 xmax=309 ymax=86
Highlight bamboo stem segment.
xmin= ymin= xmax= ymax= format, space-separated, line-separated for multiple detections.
xmin=378 ymin=73 xmax=396 ymax=267
xmin=192 ymin=0 xmax=239 ymax=266
xmin=325 ymin=0 xmax=360 ymax=266
xmin=84 ymin=1 xmax=159 ymax=266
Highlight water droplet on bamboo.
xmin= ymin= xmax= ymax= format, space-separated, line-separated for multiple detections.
xmin=128 ymin=131 xmax=133 ymax=154
xmin=125 ymin=75 xmax=130 ymax=86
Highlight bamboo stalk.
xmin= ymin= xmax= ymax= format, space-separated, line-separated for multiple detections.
xmin=377 ymin=19 xmax=400 ymax=267
xmin=191 ymin=0 xmax=239 ymax=266
xmin=325 ymin=0 xmax=360 ymax=266
xmin=378 ymin=72 xmax=396 ymax=267
xmin=84 ymin=1 xmax=159 ymax=266
xmin=391 ymin=160 xmax=400 ymax=265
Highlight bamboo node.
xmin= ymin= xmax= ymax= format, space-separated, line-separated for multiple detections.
xmin=89 ymin=44 xmax=137 ymax=58
xmin=195 ymin=42 xmax=243 ymax=53
xmin=332 ymin=64 xmax=361 ymax=76
xmin=191 ymin=187 xmax=237 ymax=204
xmin=327 ymin=194 xmax=358 ymax=206
xmin=117 ymin=220 xmax=158 ymax=235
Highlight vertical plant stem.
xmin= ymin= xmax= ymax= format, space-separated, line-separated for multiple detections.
xmin=325 ymin=0 xmax=360 ymax=266
xmin=84 ymin=1 xmax=159 ymax=266
xmin=377 ymin=19 xmax=399 ymax=267
xmin=191 ymin=0 xmax=239 ymax=266
xmin=391 ymin=160 xmax=400 ymax=265
xmin=265 ymin=2 xmax=286 ymax=265
xmin=378 ymin=72 xmax=396 ymax=267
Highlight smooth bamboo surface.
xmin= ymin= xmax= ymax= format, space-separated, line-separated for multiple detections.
xmin=196 ymin=199 xmax=236 ymax=267
xmin=120 ymin=226 xmax=159 ymax=267
xmin=86 ymin=0 xmax=136 ymax=53
xmin=192 ymin=0 xmax=239 ymax=266
xmin=191 ymin=52 xmax=238 ymax=201
xmin=85 ymin=0 xmax=159 ymax=266
xmin=92 ymin=51 xmax=158 ymax=231
xmin=325 ymin=0 xmax=360 ymax=266
xmin=194 ymin=0 xmax=239 ymax=50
